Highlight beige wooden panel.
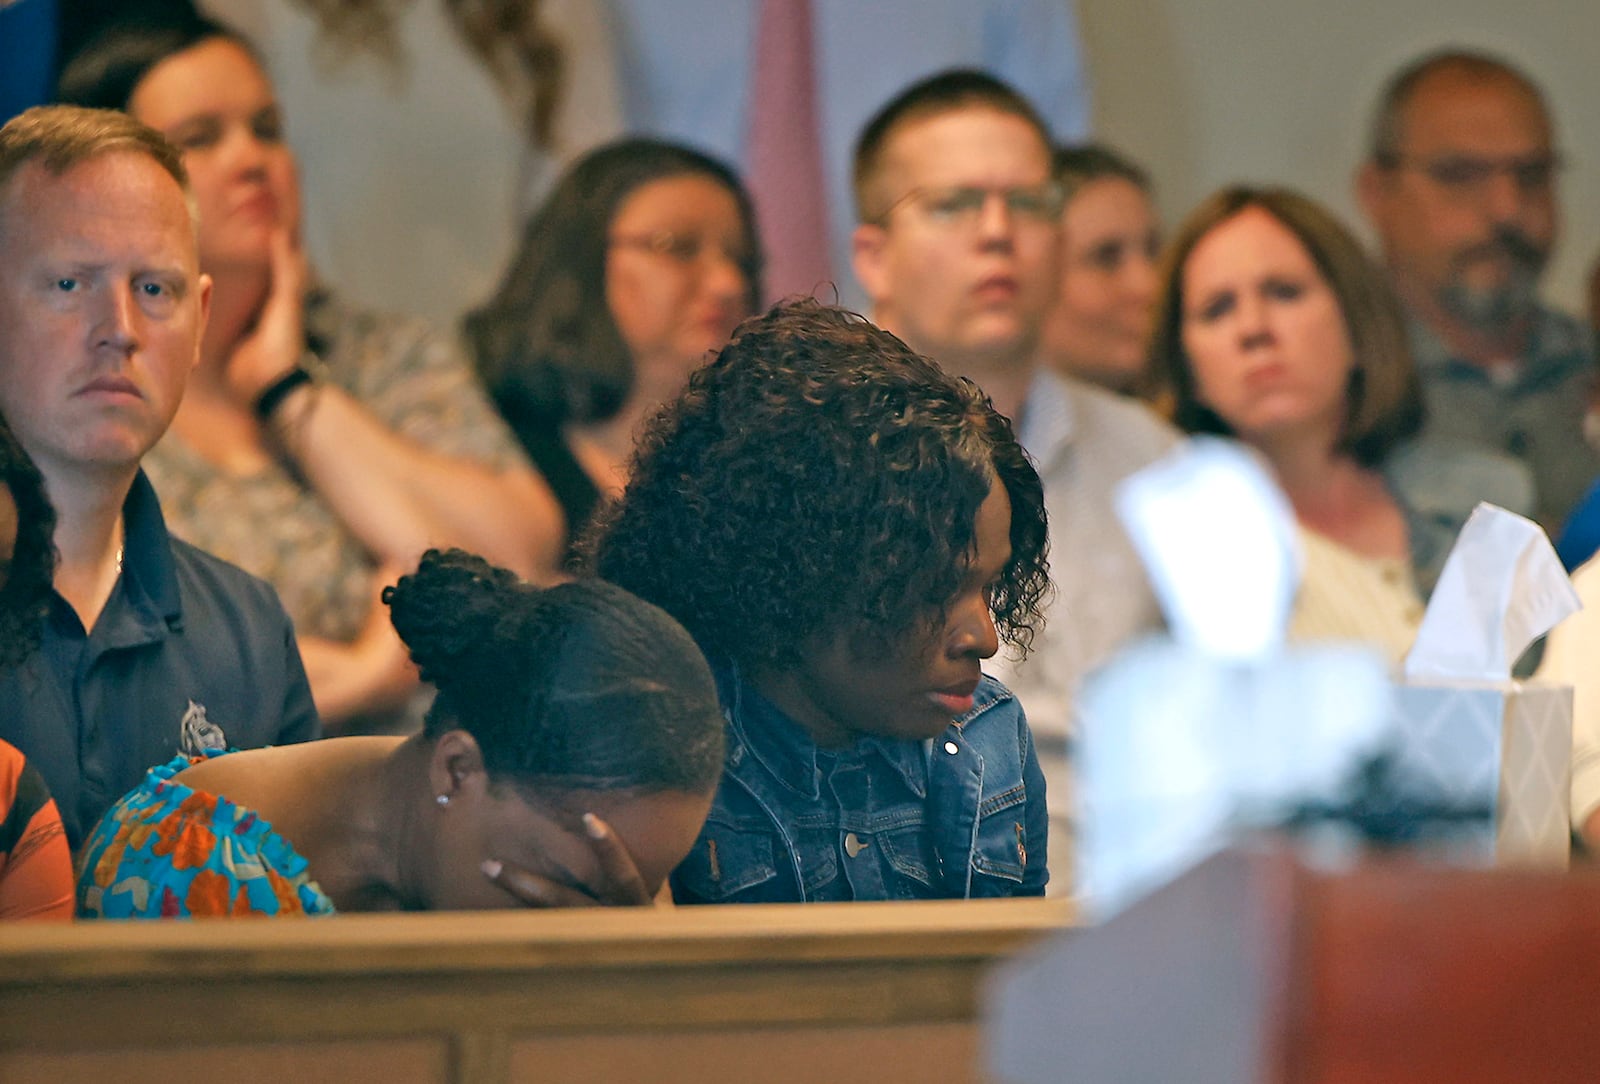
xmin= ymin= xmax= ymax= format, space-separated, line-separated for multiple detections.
xmin=4 ymin=1039 xmax=448 ymax=1084
xmin=509 ymin=1022 xmax=982 ymax=1084
xmin=2 ymin=959 xmax=991 ymax=1048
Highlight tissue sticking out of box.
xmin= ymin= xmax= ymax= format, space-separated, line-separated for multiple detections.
xmin=1403 ymin=503 xmax=1581 ymax=683
xmin=1114 ymin=437 xmax=1300 ymax=661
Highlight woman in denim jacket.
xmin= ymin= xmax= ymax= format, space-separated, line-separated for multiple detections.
xmin=591 ymin=300 xmax=1052 ymax=902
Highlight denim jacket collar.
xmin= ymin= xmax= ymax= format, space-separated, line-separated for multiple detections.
xmin=674 ymin=668 xmax=1044 ymax=903
xmin=716 ymin=663 xmax=930 ymax=799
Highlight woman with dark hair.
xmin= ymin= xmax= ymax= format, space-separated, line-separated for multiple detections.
xmin=1148 ymin=186 xmax=1529 ymax=659
xmin=0 ymin=413 xmax=56 ymax=672
xmin=465 ymin=138 xmax=762 ymax=547
xmin=55 ymin=15 xmax=564 ymax=732
xmin=1041 ymin=143 xmax=1162 ymax=394
xmin=0 ymin=414 xmax=73 ymax=922
xmin=590 ymin=300 xmax=1051 ymax=902
xmin=78 ymin=548 xmax=725 ymax=917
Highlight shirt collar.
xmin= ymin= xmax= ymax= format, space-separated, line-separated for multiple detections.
xmin=1408 ymin=305 xmax=1590 ymax=385
xmin=1015 ymin=367 xmax=1080 ymax=471
xmin=719 ymin=664 xmax=929 ymax=799
xmin=1406 ymin=313 xmax=1453 ymax=371
xmin=47 ymin=470 xmax=182 ymax=647
xmin=122 ymin=469 xmax=183 ymax=626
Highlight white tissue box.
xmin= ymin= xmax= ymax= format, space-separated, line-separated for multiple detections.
xmin=1385 ymin=679 xmax=1571 ymax=867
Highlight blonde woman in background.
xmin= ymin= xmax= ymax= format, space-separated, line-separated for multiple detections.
xmin=1040 ymin=144 xmax=1162 ymax=395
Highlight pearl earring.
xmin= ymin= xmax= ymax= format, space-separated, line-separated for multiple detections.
xmin=436 ymin=794 xmax=450 ymax=807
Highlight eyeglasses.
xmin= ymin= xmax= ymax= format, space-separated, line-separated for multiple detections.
xmin=1377 ymin=151 xmax=1563 ymax=197
xmin=873 ymin=182 xmax=1066 ymax=228
xmin=608 ymin=230 xmax=754 ymax=272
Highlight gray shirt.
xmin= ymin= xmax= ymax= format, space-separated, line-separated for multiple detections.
xmin=1408 ymin=307 xmax=1599 ymax=531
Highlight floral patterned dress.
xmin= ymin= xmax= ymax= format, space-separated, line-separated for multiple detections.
xmin=76 ymin=753 xmax=335 ymax=918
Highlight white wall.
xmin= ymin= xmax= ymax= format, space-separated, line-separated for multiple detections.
xmin=207 ymin=0 xmax=623 ymax=331
xmin=208 ymin=0 xmax=1595 ymax=322
xmin=1077 ymin=0 xmax=1599 ymax=315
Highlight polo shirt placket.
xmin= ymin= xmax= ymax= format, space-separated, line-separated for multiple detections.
xmin=0 ymin=472 xmax=320 ymax=847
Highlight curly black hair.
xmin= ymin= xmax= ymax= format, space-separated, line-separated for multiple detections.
xmin=383 ymin=548 xmax=724 ymax=795
xmin=587 ymin=299 xmax=1050 ymax=671
xmin=0 ymin=415 xmax=57 ymax=670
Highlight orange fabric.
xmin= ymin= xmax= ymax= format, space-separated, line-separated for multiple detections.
xmin=264 ymin=863 xmax=304 ymax=914
xmin=0 ymin=740 xmax=74 ymax=922
xmin=185 ymin=867 xmax=236 ymax=915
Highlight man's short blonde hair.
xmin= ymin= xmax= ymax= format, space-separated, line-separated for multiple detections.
xmin=0 ymin=105 xmax=192 ymax=234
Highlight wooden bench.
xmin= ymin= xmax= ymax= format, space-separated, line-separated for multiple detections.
xmin=0 ymin=898 xmax=1069 ymax=1084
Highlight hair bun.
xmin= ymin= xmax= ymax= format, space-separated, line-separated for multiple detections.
xmin=383 ymin=549 xmax=525 ymax=688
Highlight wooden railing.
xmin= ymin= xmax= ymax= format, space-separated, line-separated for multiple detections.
xmin=0 ymin=898 xmax=1069 ymax=1084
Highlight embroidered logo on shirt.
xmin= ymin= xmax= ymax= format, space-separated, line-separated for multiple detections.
xmin=179 ymin=700 xmax=228 ymax=756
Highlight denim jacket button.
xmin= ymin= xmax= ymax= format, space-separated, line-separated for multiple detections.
xmin=943 ymin=740 xmax=959 ymax=755
xmin=844 ymin=831 xmax=867 ymax=858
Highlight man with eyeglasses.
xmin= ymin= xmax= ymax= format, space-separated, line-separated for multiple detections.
xmin=851 ymin=70 xmax=1178 ymax=896
xmin=1358 ymin=49 xmax=1596 ymax=529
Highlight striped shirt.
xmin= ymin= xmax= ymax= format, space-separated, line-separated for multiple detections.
xmin=0 ymin=739 xmax=72 ymax=921
xmin=1289 ymin=526 xmax=1425 ymax=665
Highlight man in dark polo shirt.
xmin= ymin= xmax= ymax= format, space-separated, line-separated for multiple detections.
xmin=0 ymin=105 xmax=319 ymax=848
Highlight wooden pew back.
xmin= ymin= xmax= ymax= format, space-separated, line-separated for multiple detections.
xmin=0 ymin=898 xmax=1068 ymax=1084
